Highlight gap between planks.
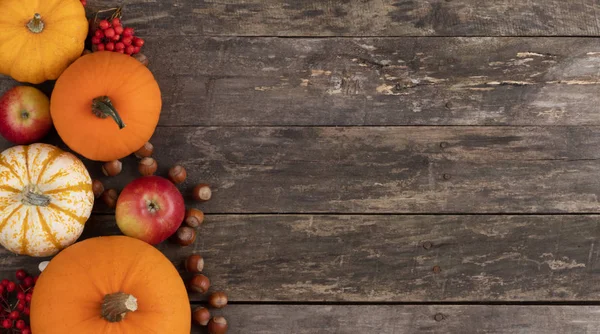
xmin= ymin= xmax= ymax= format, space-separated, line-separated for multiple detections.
xmin=191 ymin=301 xmax=600 ymax=306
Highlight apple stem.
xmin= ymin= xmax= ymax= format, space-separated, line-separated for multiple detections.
xmin=27 ymin=13 xmax=44 ymax=34
xmin=146 ymin=199 xmax=160 ymax=213
xmin=92 ymin=96 xmax=126 ymax=129
xmin=101 ymin=292 xmax=138 ymax=322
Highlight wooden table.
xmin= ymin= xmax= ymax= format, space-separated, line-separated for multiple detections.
xmin=3 ymin=1 xmax=600 ymax=333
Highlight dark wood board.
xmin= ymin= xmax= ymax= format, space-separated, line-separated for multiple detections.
xmin=1 ymin=126 xmax=600 ymax=213
xmin=86 ymin=126 xmax=600 ymax=214
xmin=4 ymin=37 xmax=600 ymax=126
xmin=89 ymin=0 xmax=600 ymax=37
xmin=193 ymin=305 xmax=600 ymax=334
xmin=4 ymin=214 xmax=600 ymax=302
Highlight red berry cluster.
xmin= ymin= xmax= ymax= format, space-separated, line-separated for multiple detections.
xmin=91 ymin=18 xmax=145 ymax=55
xmin=0 ymin=270 xmax=36 ymax=333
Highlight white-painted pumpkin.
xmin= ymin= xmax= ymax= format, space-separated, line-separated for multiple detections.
xmin=0 ymin=143 xmax=93 ymax=256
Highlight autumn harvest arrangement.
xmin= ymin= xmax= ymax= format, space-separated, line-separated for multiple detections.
xmin=0 ymin=0 xmax=228 ymax=333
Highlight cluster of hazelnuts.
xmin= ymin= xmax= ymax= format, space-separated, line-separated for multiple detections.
xmin=186 ymin=254 xmax=229 ymax=333
xmin=92 ymin=141 xmax=212 ymax=245
xmin=92 ymin=142 xmax=212 ymax=246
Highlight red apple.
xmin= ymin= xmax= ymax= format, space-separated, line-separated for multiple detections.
xmin=116 ymin=176 xmax=185 ymax=245
xmin=0 ymin=86 xmax=52 ymax=144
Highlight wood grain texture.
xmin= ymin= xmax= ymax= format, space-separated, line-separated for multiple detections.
xmin=4 ymin=37 xmax=600 ymax=126
xmin=196 ymin=305 xmax=600 ymax=334
xmin=5 ymin=214 xmax=600 ymax=302
xmin=89 ymin=0 xmax=600 ymax=37
xmin=82 ymin=126 xmax=600 ymax=214
xmin=0 ymin=126 xmax=599 ymax=213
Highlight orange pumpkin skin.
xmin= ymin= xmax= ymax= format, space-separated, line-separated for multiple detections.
xmin=50 ymin=52 xmax=162 ymax=161
xmin=30 ymin=236 xmax=191 ymax=334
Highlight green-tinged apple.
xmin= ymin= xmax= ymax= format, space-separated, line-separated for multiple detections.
xmin=116 ymin=176 xmax=185 ymax=245
xmin=0 ymin=86 xmax=52 ymax=144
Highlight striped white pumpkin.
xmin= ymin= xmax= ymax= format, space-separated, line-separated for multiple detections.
xmin=0 ymin=143 xmax=93 ymax=257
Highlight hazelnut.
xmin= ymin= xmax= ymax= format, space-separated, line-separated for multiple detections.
xmin=208 ymin=291 xmax=228 ymax=309
xmin=193 ymin=307 xmax=210 ymax=326
xmin=174 ymin=226 xmax=196 ymax=246
xmin=38 ymin=261 xmax=50 ymax=272
xmin=192 ymin=184 xmax=212 ymax=202
xmin=134 ymin=142 xmax=154 ymax=158
xmin=92 ymin=179 xmax=104 ymax=198
xmin=138 ymin=157 xmax=157 ymax=176
xmin=102 ymin=160 xmax=122 ymax=177
xmin=189 ymin=274 xmax=211 ymax=294
xmin=133 ymin=53 xmax=149 ymax=66
xmin=168 ymin=165 xmax=187 ymax=184
xmin=186 ymin=254 xmax=204 ymax=273
xmin=207 ymin=317 xmax=228 ymax=334
xmin=101 ymin=189 xmax=118 ymax=209
xmin=185 ymin=208 xmax=204 ymax=227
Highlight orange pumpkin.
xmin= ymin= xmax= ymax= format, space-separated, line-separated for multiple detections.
xmin=30 ymin=236 xmax=191 ymax=333
xmin=0 ymin=0 xmax=88 ymax=84
xmin=50 ymin=52 xmax=161 ymax=161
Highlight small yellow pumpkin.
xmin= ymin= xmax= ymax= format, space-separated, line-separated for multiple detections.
xmin=0 ymin=143 xmax=93 ymax=257
xmin=0 ymin=0 xmax=88 ymax=84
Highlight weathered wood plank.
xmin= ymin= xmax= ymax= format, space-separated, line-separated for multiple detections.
xmin=196 ymin=305 xmax=600 ymax=334
xmin=4 ymin=215 xmax=600 ymax=302
xmin=4 ymin=37 xmax=600 ymax=126
xmin=90 ymin=0 xmax=600 ymax=37
xmin=0 ymin=126 xmax=599 ymax=213
xmin=93 ymin=126 xmax=600 ymax=214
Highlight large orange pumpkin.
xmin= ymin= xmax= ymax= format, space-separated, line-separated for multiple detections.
xmin=30 ymin=236 xmax=191 ymax=333
xmin=51 ymin=52 xmax=162 ymax=161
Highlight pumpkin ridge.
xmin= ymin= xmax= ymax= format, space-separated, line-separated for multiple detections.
xmin=7 ymin=37 xmax=29 ymax=82
xmin=47 ymin=202 xmax=86 ymax=225
xmin=118 ymin=245 xmax=151 ymax=293
xmin=22 ymin=145 xmax=30 ymax=184
xmin=0 ymin=156 xmax=23 ymax=185
xmin=20 ymin=208 xmax=29 ymax=254
xmin=40 ymin=169 xmax=69 ymax=186
xmin=0 ymin=185 xmax=20 ymax=194
xmin=0 ymin=203 xmax=23 ymax=235
xmin=3 ymin=0 xmax=27 ymax=18
xmin=40 ymin=28 xmax=76 ymax=57
xmin=35 ymin=146 xmax=63 ymax=184
xmin=40 ymin=0 xmax=69 ymax=19
xmin=43 ymin=182 xmax=90 ymax=194
xmin=69 ymin=245 xmax=113 ymax=294
xmin=35 ymin=37 xmax=50 ymax=84
xmin=36 ymin=207 xmax=61 ymax=250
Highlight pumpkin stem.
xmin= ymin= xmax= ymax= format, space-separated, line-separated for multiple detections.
xmin=92 ymin=96 xmax=126 ymax=129
xmin=101 ymin=292 xmax=138 ymax=322
xmin=21 ymin=185 xmax=50 ymax=207
xmin=26 ymin=13 xmax=44 ymax=34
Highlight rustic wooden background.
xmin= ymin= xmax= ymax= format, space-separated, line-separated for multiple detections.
xmin=3 ymin=1 xmax=600 ymax=333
